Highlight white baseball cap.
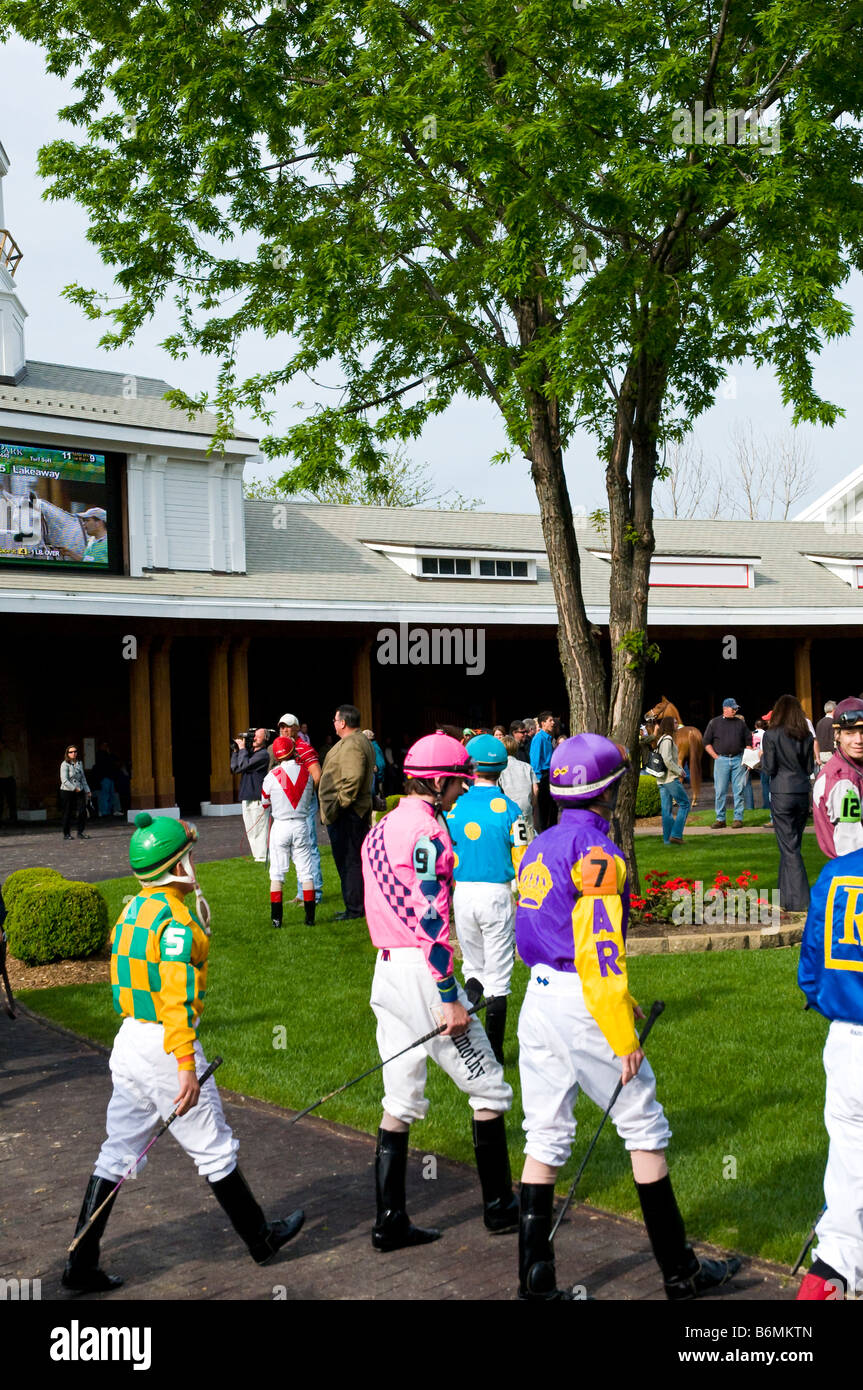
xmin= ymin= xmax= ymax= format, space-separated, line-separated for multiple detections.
xmin=78 ymin=507 xmax=107 ymax=521
xmin=278 ymin=712 xmax=298 ymax=726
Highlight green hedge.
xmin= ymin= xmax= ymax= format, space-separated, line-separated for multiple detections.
xmin=635 ymin=774 xmax=661 ymax=818
xmin=1 ymin=865 xmax=64 ymax=912
xmin=6 ymin=879 xmax=109 ymax=966
xmin=384 ymin=795 xmax=404 ymax=815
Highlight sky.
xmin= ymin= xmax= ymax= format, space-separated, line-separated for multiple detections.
xmin=0 ymin=33 xmax=860 ymax=516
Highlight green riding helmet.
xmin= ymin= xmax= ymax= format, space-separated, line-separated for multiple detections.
xmin=130 ymin=811 xmax=198 ymax=882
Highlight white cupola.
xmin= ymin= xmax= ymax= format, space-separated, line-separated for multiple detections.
xmin=0 ymin=141 xmax=27 ymax=385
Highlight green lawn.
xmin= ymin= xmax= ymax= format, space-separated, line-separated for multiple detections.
xmin=18 ymin=837 xmax=831 ymax=1267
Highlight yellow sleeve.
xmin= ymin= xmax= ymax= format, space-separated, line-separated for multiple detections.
xmin=510 ymin=813 xmax=529 ymax=876
xmin=570 ymin=848 xmax=639 ymax=1057
xmin=154 ymin=910 xmax=199 ymax=1062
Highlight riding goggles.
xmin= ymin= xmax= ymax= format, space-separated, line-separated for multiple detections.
xmin=836 ymin=710 xmax=863 ymax=729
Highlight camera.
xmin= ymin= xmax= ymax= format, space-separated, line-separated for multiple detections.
xmin=235 ymin=727 xmax=276 ymax=752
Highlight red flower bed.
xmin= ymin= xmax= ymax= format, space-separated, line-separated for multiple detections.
xmin=629 ymin=869 xmax=769 ymax=924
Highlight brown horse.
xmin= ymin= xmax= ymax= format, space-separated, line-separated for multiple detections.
xmin=644 ymin=696 xmax=704 ymax=807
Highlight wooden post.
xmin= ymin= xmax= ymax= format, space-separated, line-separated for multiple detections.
xmin=208 ymin=637 xmax=235 ymax=804
xmin=129 ymin=636 xmax=155 ymax=809
xmin=794 ymin=636 xmax=813 ymax=720
xmin=228 ymin=637 xmax=251 ymax=799
xmin=228 ymin=637 xmax=251 ymax=740
xmin=352 ymin=635 xmax=373 ymax=729
xmin=150 ymin=636 xmax=175 ymax=808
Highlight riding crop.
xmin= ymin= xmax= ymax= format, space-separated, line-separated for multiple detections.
xmin=67 ymin=1055 xmax=223 ymax=1254
xmin=289 ymin=1002 xmax=488 ymax=1125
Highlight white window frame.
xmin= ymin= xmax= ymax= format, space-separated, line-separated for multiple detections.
xmin=364 ymin=541 xmax=540 ymax=581
xmin=590 ymin=551 xmax=759 ymax=589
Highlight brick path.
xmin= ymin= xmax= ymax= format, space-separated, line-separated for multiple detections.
xmin=0 ymin=1010 xmax=794 ymax=1302
xmin=0 ymin=819 xmax=332 ymax=888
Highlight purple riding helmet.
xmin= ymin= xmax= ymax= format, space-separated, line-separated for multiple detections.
xmin=549 ymin=733 xmax=629 ymax=807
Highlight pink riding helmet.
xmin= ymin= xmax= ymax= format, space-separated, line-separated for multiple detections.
xmin=403 ymin=733 xmax=474 ymax=781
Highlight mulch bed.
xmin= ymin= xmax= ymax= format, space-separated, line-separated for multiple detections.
xmin=628 ymin=912 xmax=805 ymax=939
xmin=5 ymin=940 xmax=111 ymax=992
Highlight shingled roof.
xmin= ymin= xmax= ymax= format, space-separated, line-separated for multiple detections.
xmin=0 ymin=360 xmax=257 ymax=441
xmin=4 ymin=500 xmax=863 ymax=625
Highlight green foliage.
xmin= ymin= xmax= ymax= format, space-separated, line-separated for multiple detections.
xmin=617 ymin=629 xmax=661 ymax=673
xmin=7 ymin=880 xmax=109 ymax=966
xmin=384 ymin=794 xmax=404 ymax=815
xmin=3 ymin=0 xmax=859 ymax=476
xmin=1 ymin=865 xmax=64 ymax=912
xmin=635 ymin=774 xmax=661 ymax=818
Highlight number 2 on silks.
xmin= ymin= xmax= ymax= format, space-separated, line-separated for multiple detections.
xmin=580 ymin=849 xmax=616 ymax=896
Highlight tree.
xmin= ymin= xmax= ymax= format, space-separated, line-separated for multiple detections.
xmin=655 ymin=427 xmax=815 ymax=519
xmin=7 ymin=0 xmax=863 ymax=874
xmin=244 ymin=445 xmax=483 ymax=508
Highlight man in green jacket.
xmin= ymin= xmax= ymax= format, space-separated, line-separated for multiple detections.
xmin=319 ymin=704 xmax=376 ymax=920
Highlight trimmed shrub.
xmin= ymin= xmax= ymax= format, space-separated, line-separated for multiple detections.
xmin=7 ymin=879 xmax=109 ymax=966
xmin=1 ymin=865 xmax=64 ymax=912
xmin=635 ymin=775 xmax=661 ymax=818
xmin=384 ymin=795 xmax=404 ymax=815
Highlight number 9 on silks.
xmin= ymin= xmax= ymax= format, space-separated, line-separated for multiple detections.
xmin=61 ymin=812 xmax=305 ymax=1295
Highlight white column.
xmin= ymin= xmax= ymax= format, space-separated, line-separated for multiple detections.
xmin=148 ymin=454 xmax=169 ymax=568
xmin=226 ymin=459 xmax=247 ymax=573
xmin=126 ymin=452 xmax=149 ymax=576
xmin=207 ymin=456 xmax=227 ymax=571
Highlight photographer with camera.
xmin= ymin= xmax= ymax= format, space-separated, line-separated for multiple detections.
xmin=230 ymin=727 xmax=273 ymax=863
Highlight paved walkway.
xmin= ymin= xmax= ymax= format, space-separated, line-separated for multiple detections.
xmin=0 ymin=819 xmax=331 ymax=887
xmin=0 ymin=1010 xmax=794 ymax=1302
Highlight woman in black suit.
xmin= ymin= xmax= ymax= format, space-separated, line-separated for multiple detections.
xmin=761 ymin=695 xmax=814 ymax=912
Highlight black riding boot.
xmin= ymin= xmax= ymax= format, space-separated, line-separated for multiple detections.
xmin=484 ymin=996 xmax=507 ymax=1065
xmin=372 ymin=1128 xmax=441 ymax=1252
xmin=518 ymin=1183 xmax=574 ymax=1301
xmin=635 ymin=1175 xmax=741 ymax=1299
xmin=303 ymin=896 xmax=316 ymax=926
xmin=209 ymin=1166 xmax=304 ymax=1264
xmin=473 ymin=1115 xmax=519 ymax=1233
xmin=464 ymin=977 xmax=483 ymax=1007
xmin=62 ymin=1174 xmax=123 ymax=1292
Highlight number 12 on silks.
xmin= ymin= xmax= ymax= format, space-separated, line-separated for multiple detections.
xmin=579 ymin=849 xmax=616 ymax=896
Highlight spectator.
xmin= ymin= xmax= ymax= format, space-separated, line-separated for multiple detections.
xmin=655 ymin=715 xmax=690 ymax=845
xmin=364 ymin=729 xmax=387 ymax=800
xmin=530 ymin=710 xmax=557 ymax=831
xmin=815 ymin=701 xmax=837 ymax=766
xmin=230 ymin=728 xmax=271 ymax=863
xmin=492 ymin=724 xmax=507 ymax=742
xmin=92 ymin=741 xmax=119 ymax=819
xmin=813 ymin=698 xmax=863 ymax=858
xmin=509 ymin=720 xmax=530 ymax=764
xmin=277 ymin=713 xmax=323 ymax=903
xmin=751 ymin=717 xmax=772 ymax=822
xmin=60 ymin=744 xmax=91 ymax=840
xmin=0 ymin=737 xmax=18 ymax=830
xmin=703 ymin=698 xmax=751 ymax=829
xmin=761 ymin=694 xmax=814 ymax=912
xmin=319 ymin=704 xmax=376 ymax=920
xmin=499 ymin=734 xmax=537 ymax=840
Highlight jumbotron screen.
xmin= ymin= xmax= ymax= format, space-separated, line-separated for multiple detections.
xmin=0 ymin=441 xmax=116 ymax=569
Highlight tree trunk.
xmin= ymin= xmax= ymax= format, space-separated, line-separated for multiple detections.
xmin=516 ymin=296 xmax=607 ymax=733
xmin=605 ymin=354 xmax=665 ymax=892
